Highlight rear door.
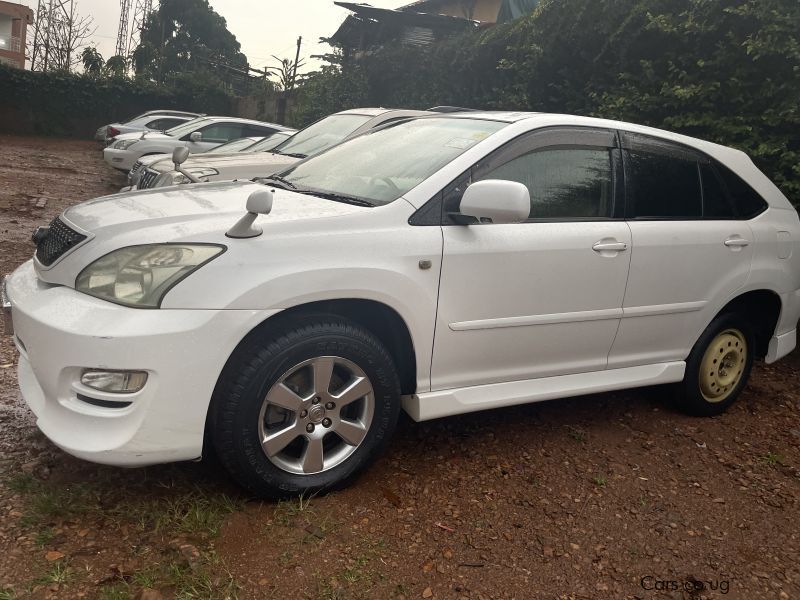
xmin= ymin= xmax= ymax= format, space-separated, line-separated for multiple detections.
xmin=607 ymin=132 xmax=754 ymax=368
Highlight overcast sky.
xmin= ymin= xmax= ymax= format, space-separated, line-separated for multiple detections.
xmin=19 ymin=0 xmax=403 ymax=74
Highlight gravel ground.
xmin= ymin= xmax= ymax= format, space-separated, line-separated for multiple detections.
xmin=0 ymin=135 xmax=798 ymax=600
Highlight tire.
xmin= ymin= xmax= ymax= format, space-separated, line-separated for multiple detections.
xmin=677 ymin=312 xmax=754 ymax=416
xmin=210 ymin=315 xmax=401 ymax=498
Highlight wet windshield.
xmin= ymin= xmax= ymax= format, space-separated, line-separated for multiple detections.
xmin=249 ymin=132 xmax=293 ymax=152
xmin=276 ymin=117 xmax=507 ymax=206
xmin=206 ymin=137 xmax=261 ymax=154
xmin=272 ymin=114 xmax=373 ymax=158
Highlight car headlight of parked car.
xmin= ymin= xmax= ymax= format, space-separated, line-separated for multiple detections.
xmin=154 ymin=168 xmax=220 ymax=187
xmin=75 ymin=244 xmax=225 ymax=308
xmin=113 ymin=139 xmax=139 ymax=150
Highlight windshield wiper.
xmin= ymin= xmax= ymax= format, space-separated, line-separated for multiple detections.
xmin=259 ymin=174 xmax=297 ymax=189
xmin=280 ymin=152 xmax=307 ymax=159
xmin=302 ymin=190 xmax=374 ymax=207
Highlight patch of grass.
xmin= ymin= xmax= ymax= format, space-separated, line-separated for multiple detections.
xmin=35 ymin=561 xmax=74 ymax=586
xmin=6 ymin=473 xmax=38 ymax=494
xmin=5 ymin=475 xmax=96 ymax=527
xmin=99 ymin=554 xmax=238 ymax=600
xmin=98 ymin=584 xmax=132 ymax=600
xmin=593 ymin=475 xmax=607 ymax=487
xmin=108 ymin=489 xmax=243 ymax=539
xmin=34 ymin=527 xmax=54 ymax=547
xmin=165 ymin=554 xmax=238 ymax=600
xmin=0 ymin=589 xmax=16 ymax=600
xmin=566 ymin=426 xmax=587 ymax=443
xmin=763 ymin=452 xmax=784 ymax=466
xmin=154 ymin=494 xmax=242 ymax=538
xmin=273 ymin=492 xmax=316 ymax=527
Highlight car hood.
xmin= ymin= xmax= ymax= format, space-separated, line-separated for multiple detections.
xmin=150 ymin=151 xmax=298 ymax=174
xmin=37 ymin=181 xmax=371 ymax=284
xmin=65 ymin=181 xmax=365 ymax=232
xmin=114 ymin=131 xmax=172 ymax=142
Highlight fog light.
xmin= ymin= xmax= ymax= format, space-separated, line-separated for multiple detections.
xmin=80 ymin=370 xmax=148 ymax=393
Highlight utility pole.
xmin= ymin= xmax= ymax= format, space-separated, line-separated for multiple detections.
xmin=276 ymin=36 xmax=302 ymax=125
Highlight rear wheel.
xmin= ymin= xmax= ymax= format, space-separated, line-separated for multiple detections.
xmin=677 ymin=313 xmax=754 ymax=416
xmin=210 ymin=317 xmax=401 ymax=498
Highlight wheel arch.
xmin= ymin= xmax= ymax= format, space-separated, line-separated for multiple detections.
xmin=203 ymin=298 xmax=418 ymax=458
xmin=710 ymin=289 xmax=782 ymax=358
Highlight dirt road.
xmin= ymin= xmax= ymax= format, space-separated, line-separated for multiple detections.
xmin=0 ymin=135 xmax=798 ymax=599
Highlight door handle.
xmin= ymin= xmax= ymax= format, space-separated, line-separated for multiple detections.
xmin=724 ymin=237 xmax=750 ymax=248
xmin=592 ymin=241 xmax=628 ymax=252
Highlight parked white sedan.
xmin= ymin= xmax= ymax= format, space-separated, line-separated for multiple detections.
xmin=103 ymin=116 xmax=291 ymax=171
xmin=127 ymin=130 xmax=296 ymax=191
xmin=135 ymin=108 xmax=432 ymax=189
xmin=5 ymin=112 xmax=799 ymax=498
xmin=94 ymin=110 xmax=202 ymax=144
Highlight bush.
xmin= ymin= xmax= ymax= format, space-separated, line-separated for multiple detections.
xmin=297 ymin=0 xmax=800 ymax=203
xmin=0 ymin=65 xmax=233 ymax=138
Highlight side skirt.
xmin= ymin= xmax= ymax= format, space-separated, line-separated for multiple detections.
xmin=402 ymin=362 xmax=686 ymax=422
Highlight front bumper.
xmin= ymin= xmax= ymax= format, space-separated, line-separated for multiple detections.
xmin=103 ymin=147 xmax=138 ymax=171
xmin=6 ymin=261 xmax=272 ymax=466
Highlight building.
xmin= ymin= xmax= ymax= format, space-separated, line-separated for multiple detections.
xmin=330 ymin=0 xmax=540 ymax=55
xmin=399 ymin=0 xmax=541 ymax=25
xmin=0 ymin=0 xmax=33 ymax=68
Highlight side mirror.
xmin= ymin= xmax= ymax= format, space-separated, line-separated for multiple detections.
xmin=226 ymin=189 xmax=275 ymax=239
xmin=172 ymin=146 xmax=189 ymax=168
xmin=459 ymin=180 xmax=530 ymax=224
xmin=189 ymin=131 xmax=202 ymax=142
xmin=246 ymin=189 xmax=274 ymax=215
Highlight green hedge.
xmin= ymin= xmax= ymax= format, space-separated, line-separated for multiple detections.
xmin=296 ymin=0 xmax=800 ymax=203
xmin=0 ymin=66 xmax=233 ymax=138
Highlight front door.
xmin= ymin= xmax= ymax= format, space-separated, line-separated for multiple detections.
xmin=432 ymin=127 xmax=632 ymax=391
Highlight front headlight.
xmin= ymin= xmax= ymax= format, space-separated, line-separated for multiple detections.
xmin=75 ymin=244 xmax=225 ymax=308
xmin=154 ymin=168 xmax=219 ymax=188
xmin=114 ymin=139 xmax=139 ymax=150
xmin=154 ymin=172 xmax=186 ymax=187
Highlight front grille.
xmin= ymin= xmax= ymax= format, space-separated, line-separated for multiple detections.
xmin=138 ymin=168 xmax=159 ymax=189
xmin=35 ymin=217 xmax=87 ymax=266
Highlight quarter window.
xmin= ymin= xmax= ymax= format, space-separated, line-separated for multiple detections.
xmin=700 ymin=163 xmax=736 ymax=218
xmin=628 ymin=150 xmax=703 ymax=218
xmin=716 ymin=162 xmax=768 ymax=218
xmin=478 ymin=147 xmax=614 ymax=219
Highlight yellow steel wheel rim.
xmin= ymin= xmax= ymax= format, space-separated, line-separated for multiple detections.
xmin=699 ymin=329 xmax=747 ymax=403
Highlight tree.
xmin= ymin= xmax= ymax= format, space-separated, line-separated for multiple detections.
xmin=104 ymin=55 xmax=128 ymax=78
xmin=80 ymin=46 xmax=104 ymax=76
xmin=132 ymin=0 xmax=248 ymax=84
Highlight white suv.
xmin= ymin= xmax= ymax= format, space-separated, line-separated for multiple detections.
xmin=103 ymin=116 xmax=291 ymax=171
xmin=4 ymin=113 xmax=799 ymax=498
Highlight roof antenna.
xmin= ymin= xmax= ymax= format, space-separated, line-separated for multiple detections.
xmin=226 ymin=189 xmax=274 ymax=238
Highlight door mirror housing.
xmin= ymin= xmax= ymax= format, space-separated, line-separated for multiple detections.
xmin=189 ymin=131 xmax=202 ymax=142
xmin=172 ymin=146 xmax=189 ymax=167
xmin=459 ymin=180 xmax=530 ymax=224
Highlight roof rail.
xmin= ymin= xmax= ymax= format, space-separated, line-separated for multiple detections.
xmin=427 ymin=106 xmax=479 ymax=113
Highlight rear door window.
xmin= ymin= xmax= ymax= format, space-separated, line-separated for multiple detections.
xmin=626 ymin=146 xmax=702 ymax=219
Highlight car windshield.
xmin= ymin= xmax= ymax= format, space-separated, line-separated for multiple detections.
xmin=249 ymin=132 xmax=293 ymax=152
xmin=272 ymin=114 xmax=373 ymax=158
xmin=206 ymin=137 xmax=262 ymax=154
xmin=278 ymin=117 xmax=507 ymax=206
xmin=164 ymin=117 xmax=213 ymax=138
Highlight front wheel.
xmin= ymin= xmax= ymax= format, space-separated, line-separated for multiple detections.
xmin=210 ymin=317 xmax=401 ymax=498
xmin=677 ymin=312 xmax=754 ymax=416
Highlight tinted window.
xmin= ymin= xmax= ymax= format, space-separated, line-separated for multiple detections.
xmin=245 ymin=125 xmax=278 ymax=137
xmin=628 ymin=150 xmax=702 ymax=218
xmin=198 ymin=123 xmax=244 ymax=143
xmin=700 ymin=163 xmax=735 ymax=218
xmin=479 ymin=147 xmax=613 ymax=219
xmin=716 ymin=162 xmax=768 ymax=218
